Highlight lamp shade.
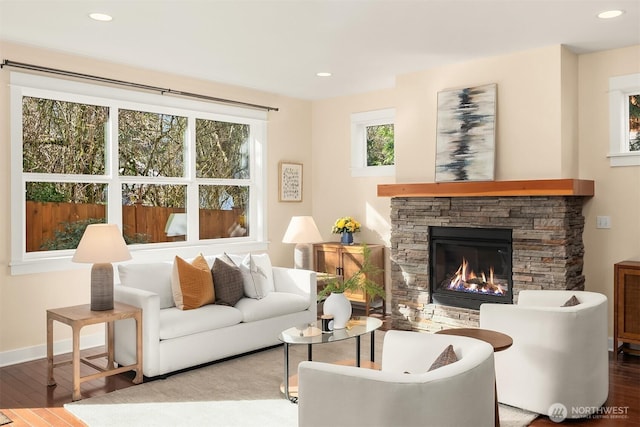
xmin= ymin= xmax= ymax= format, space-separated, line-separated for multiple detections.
xmin=72 ymin=224 xmax=132 ymax=264
xmin=282 ymin=216 xmax=323 ymax=244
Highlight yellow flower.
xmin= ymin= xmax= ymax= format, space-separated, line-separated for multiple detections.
xmin=332 ymin=216 xmax=361 ymax=234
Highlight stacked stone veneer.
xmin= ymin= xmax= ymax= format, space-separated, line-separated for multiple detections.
xmin=389 ymin=196 xmax=587 ymax=332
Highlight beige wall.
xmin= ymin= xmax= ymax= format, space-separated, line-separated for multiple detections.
xmin=394 ymin=45 xmax=573 ymax=182
xmin=579 ymin=45 xmax=640 ymax=333
xmin=311 ymin=90 xmax=397 ymax=245
xmin=0 ymin=41 xmax=312 ymax=360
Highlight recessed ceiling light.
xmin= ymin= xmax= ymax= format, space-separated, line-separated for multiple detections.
xmin=316 ymin=72 xmax=332 ymax=77
xmin=89 ymin=12 xmax=113 ymax=22
xmin=597 ymin=10 xmax=624 ymax=19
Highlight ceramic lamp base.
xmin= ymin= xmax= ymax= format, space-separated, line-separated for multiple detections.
xmin=293 ymin=243 xmax=314 ymax=270
xmin=91 ymin=263 xmax=114 ymax=311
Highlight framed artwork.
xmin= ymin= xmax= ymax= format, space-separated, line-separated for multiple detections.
xmin=435 ymin=83 xmax=497 ymax=182
xmin=279 ymin=161 xmax=303 ymax=202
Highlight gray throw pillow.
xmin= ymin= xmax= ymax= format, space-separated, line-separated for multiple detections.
xmin=562 ymin=295 xmax=580 ymax=307
xmin=428 ymin=344 xmax=459 ymax=371
xmin=211 ymin=254 xmax=245 ymax=306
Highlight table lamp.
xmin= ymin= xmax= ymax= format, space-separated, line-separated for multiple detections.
xmin=282 ymin=216 xmax=323 ymax=270
xmin=72 ymin=224 xmax=132 ymax=311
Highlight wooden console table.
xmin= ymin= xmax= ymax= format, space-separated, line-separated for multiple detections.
xmin=614 ymin=260 xmax=640 ymax=356
xmin=47 ymin=302 xmax=143 ymax=401
xmin=313 ymin=242 xmax=385 ymax=316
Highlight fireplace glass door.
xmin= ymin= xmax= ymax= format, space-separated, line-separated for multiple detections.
xmin=430 ymin=227 xmax=513 ymax=310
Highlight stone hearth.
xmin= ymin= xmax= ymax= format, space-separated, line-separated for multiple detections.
xmin=388 ymin=195 xmax=589 ymax=332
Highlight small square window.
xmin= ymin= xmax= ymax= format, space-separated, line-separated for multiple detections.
xmin=609 ymin=74 xmax=640 ymax=167
xmin=351 ymin=108 xmax=395 ymax=177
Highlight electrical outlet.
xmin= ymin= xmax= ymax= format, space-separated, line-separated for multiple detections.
xmin=596 ymin=216 xmax=611 ymax=229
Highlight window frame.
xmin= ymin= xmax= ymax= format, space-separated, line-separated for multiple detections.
xmin=10 ymin=72 xmax=268 ymax=275
xmin=608 ymin=73 xmax=640 ymax=167
xmin=350 ymin=108 xmax=396 ymax=177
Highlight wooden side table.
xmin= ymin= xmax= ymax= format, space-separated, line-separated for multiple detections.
xmin=47 ymin=302 xmax=143 ymax=401
xmin=435 ymin=327 xmax=512 ymax=427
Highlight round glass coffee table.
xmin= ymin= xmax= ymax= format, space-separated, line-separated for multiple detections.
xmin=278 ymin=316 xmax=383 ymax=402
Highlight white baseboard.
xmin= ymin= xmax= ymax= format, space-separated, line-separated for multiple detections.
xmin=0 ymin=332 xmax=105 ymax=368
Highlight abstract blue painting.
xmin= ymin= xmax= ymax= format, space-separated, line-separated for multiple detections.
xmin=435 ymin=83 xmax=497 ymax=182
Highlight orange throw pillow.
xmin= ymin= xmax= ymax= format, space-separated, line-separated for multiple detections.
xmin=171 ymin=254 xmax=215 ymax=310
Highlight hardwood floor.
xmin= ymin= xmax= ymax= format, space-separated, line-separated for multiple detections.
xmin=0 ymin=346 xmax=136 ymax=426
xmin=529 ymin=352 xmax=640 ymax=426
xmin=1 ymin=319 xmax=639 ymax=426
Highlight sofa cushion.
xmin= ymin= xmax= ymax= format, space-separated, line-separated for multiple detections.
xmin=229 ymin=253 xmax=275 ymax=299
xmin=118 ymin=262 xmax=175 ymax=309
xmin=171 ymin=254 xmax=215 ymax=310
xmin=234 ymin=292 xmax=310 ymax=323
xmin=211 ymin=254 xmax=245 ymax=306
xmin=158 ymin=304 xmax=244 ymax=340
xmin=428 ymin=344 xmax=459 ymax=371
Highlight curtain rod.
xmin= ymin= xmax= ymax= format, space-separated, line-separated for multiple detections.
xmin=1 ymin=59 xmax=279 ymax=112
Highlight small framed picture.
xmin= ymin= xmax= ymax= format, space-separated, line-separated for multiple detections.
xmin=279 ymin=161 xmax=303 ymax=202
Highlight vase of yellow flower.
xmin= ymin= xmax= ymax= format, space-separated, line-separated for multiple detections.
xmin=340 ymin=232 xmax=353 ymax=245
xmin=332 ymin=216 xmax=360 ymax=245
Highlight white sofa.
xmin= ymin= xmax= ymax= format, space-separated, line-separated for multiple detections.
xmin=113 ymin=255 xmax=317 ymax=378
xmin=480 ymin=290 xmax=609 ymax=418
xmin=298 ymin=330 xmax=496 ymax=427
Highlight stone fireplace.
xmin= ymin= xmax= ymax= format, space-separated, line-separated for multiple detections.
xmin=378 ymin=179 xmax=594 ymax=332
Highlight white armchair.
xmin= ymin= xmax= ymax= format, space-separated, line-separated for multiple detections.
xmin=480 ymin=290 xmax=608 ymax=418
xmin=297 ymin=330 xmax=496 ymax=427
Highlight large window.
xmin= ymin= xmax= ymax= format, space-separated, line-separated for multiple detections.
xmin=350 ymin=108 xmax=395 ymax=177
xmin=11 ymin=72 xmax=267 ymax=274
xmin=609 ymin=73 xmax=640 ymax=167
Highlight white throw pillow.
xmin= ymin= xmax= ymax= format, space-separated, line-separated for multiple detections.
xmin=229 ymin=253 xmax=275 ymax=299
xmin=118 ymin=262 xmax=175 ymax=309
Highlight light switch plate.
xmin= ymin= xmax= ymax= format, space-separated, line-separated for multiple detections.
xmin=596 ymin=216 xmax=611 ymax=229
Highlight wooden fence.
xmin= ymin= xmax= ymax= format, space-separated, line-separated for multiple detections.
xmin=26 ymin=201 xmax=244 ymax=252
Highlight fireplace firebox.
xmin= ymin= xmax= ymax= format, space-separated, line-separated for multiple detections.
xmin=430 ymin=226 xmax=513 ymax=310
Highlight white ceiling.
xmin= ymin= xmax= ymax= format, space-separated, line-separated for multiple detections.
xmin=1 ymin=0 xmax=639 ymax=100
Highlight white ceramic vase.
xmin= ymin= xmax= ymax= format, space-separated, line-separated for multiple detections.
xmin=323 ymin=292 xmax=352 ymax=329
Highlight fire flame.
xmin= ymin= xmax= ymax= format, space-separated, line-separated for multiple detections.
xmin=447 ymin=258 xmax=505 ymax=295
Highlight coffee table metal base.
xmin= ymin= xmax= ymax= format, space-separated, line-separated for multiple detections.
xmin=282 ymin=332 xmax=376 ymax=402
xmin=279 ymin=317 xmax=383 ymax=403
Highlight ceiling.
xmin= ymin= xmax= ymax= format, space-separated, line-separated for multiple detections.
xmin=1 ymin=0 xmax=639 ymax=100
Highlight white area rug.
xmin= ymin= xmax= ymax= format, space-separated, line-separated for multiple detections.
xmin=498 ymin=404 xmax=539 ymax=427
xmin=66 ymin=400 xmax=297 ymax=427
xmin=65 ymin=331 xmax=537 ymax=426
xmin=66 ymin=400 xmax=536 ymax=427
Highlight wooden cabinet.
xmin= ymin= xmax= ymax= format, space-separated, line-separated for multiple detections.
xmin=614 ymin=260 xmax=640 ymax=356
xmin=313 ymin=243 xmax=385 ymax=316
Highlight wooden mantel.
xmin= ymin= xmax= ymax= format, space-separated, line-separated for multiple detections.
xmin=377 ymin=179 xmax=594 ymax=198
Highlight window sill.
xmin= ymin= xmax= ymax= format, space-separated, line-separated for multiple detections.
xmin=10 ymin=240 xmax=269 ymax=276
xmin=608 ymin=152 xmax=640 ymax=167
